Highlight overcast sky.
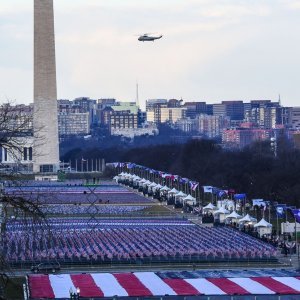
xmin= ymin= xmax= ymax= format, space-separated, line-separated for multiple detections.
xmin=1 ymin=0 xmax=300 ymax=109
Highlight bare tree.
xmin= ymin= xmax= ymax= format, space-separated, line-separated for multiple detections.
xmin=0 ymin=101 xmax=47 ymax=299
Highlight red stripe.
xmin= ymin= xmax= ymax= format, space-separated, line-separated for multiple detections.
xmin=207 ymin=278 xmax=249 ymax=295
xmin=163 ymin=279 xmax=201 ymax=295
xmin=70 ymin=274 xmax=104 ymax=297
xmin=252 ymin=277 xmax=300 ymax=294
xmin=28 ymin=275 xmax=55 ymax=299
xmin=114 ymin=273 xmax=152 ymax=296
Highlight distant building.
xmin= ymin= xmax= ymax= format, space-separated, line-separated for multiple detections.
xmin=288 ymin=107 xmax=300 ymax=130
xmin=160 ymin=107 xmax=186 ymax=124
xmin=175 ymin=118 xmax=197 ymax=133
xmin=197 ymin=114 xmax=230 ymax=139
xmin=244 ymin=100 xmax=281 ymax=129
xmin=58 ymin=112 xmax=90 ymax=136
xmin=222 ymin=128 xmax=272 ymax=148
xmin=183 ymin=102 xmax=207 ymax=119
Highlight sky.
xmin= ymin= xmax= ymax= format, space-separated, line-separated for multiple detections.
xmin=1 ymin=0 xmax=300 ymax=109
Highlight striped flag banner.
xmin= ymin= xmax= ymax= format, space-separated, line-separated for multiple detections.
xmin=28 ymin=272 xmax=300 ymax=299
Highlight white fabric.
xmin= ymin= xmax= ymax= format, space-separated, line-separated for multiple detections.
xmin=175 ymin=191 xmax=187 ymax=197
xmin=229 ymin=278 xmax=275 ymax=294
xmin=160 ymin=186 xmax=170 ymax=191
xmin=203 ymin=203 xmax=216 ymax=210
xmin=92 ymin=273 xmax=128 ymax=297
xmin=239 ymin=214 xmax=257 ymax=223
xmin=134 ymin=272 xmax=176 ymax=296
xmin=168 ymin=188 xmax=179 ymax=194
xmin=49 ymin=274 xmax=76 ymax=299
xmin=226 ymin=211 xmax=242 ymax=219
xmin=214 ymin=207 xmax=230 ymax=215
xmin=254 ymin=218 xmax=272 ymax=228
xmin=272 ymin=277 xmax=300 ymax=291
xmin=185 ymin=278 xmax=226 ymax=295
xmin=183 ymin=195 xmax=196 ymax=201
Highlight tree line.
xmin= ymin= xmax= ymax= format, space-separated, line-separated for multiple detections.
xmin=62 ymin=137 xmax=300 ymax=207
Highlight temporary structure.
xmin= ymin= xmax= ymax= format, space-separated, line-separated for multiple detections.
xmin=168 ymin=188 xmax=179 ymax=194
xmin=239 ymin=214 xmax=257 ymax=224
xmin=226 ymin=211 xmax=242 ymax=220
xmin=254 ymin=218 xmax=272 ymax=237
xmin=203 ymin=203 xmax=216 ymax=211
xmin=214 ymin=206 xmax=230 ymax=223
xmin=183 ymin=194 xmax=196 ymax=205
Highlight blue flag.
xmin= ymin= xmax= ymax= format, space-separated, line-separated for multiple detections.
xmin=234 ymin=193 xmax=246 ymax=200
xmin=275 ymin=204 xmax=286 ymax=218
xmin=291 ymin=209 xmax=300 ymax=223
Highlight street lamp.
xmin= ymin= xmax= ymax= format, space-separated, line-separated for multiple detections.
xmin=69 ymin=287 xmax=80 ymax=300
xmin=270 ymin=134 xmax=277 ymax=158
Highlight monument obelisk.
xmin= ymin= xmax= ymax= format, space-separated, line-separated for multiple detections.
xmin=33 ymin=0 xmax=59 ymax=173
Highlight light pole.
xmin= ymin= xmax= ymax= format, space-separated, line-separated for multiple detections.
xmin=69 ymin=287 xmax=80 ymax=300
xmin=270 ymin=133 xmax=277 ymax=158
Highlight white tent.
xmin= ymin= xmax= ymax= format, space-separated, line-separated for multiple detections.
xmin=214 ymin=206 xmax=230 ymax=223
xmin=239 ymin=214 xmax=257 ymax=223
xmin=183 ymin=194 xmax=196 ymax=201
xmin=160 ymin=186 xmax=171 ymax=192
xmin=254 ymin=218 xmax=272 ymax=228
xmin=143 ymin=180 xmax=152 ymax=185
xmin=168 ymin=188 xmax=179 ymax=194
xmin=113 ymin=176 xmax=119 ymax=180
xmin=183 ymin=194 xmax=196 ymax=205
xmin=154 ymin=184 xmax=163 ymax=190
xmin=175 ymin=191 xmax=187 ymax=197
xmin=254 ymin=218 xmax=272 ymax=237
xmin=214 ymin=207 xmax=230 ymax=215
xmin=149 ymin=182 xmax=157 ymax=187
xmin=226 ymin=211 xmax=242 ymax=219
xmin=203 ymin=203 xmax=216 ymax=211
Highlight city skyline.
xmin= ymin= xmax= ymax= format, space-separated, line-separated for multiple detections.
xmin=1 ymin=0 xmax=300 ymax=109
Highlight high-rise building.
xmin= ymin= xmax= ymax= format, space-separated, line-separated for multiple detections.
xmin=33 ymin=0 xmax=59 ymax=173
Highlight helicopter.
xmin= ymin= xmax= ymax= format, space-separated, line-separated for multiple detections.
xmin=138 ymin=33 xmax=163 ymax=42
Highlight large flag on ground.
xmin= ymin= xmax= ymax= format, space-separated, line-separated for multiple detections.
xmin=275 ymin=204 xmax=287 ymax=218
xmin=291 ymin=209 xmax=300 ymax=223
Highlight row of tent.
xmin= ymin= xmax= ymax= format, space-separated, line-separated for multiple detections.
xmin=115 ymin=173 xmax=272 ymax=233
xmin=203 ymin=203 xmax=273 ymax=237
xmin=115 ymin=173 xmax=197 ymax=205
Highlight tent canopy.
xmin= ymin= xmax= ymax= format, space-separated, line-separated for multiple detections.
xmin=239 ymin=214 xmax=257 ymax=223
xmin=160 ymin=186 xmax=171 ymax=191
xmin=254 ymin=218 xmax=272 ymax=228
xmin=203 ymin=203 xmax=216 ymax=210
xmin=168 ymin=188 xmax=179 ymax=194
xmin=183 ymin=194 xmax=196 ymax=201
xmin=214 ymin=207 xmax=230 ymax=215
xmin=175 ymin=191 xmax=187 ymax=197
xmin=226 ymin=211 xmax=242 ymax=219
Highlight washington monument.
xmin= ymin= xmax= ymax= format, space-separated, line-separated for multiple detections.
xmin=33 ymin=0 xmax=59 ymax=173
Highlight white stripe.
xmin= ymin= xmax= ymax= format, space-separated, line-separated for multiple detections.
xmin=91 ymin=273 xmax=128 ymax=297
xmin=49 ymin=274 xmax=76 ymax=299
xmin=272 ymin=277 xmax=300 ymax=292
xmin=185 ymin=278 xmax=227 ymax=295
xmin=229 ymin=278 xmax=275 ymax=294
xmin=134 ymin=272 xmax=177 ymax=296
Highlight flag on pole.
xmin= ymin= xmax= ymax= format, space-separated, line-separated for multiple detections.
xmin=291 ymin=209 xmax=300 ymax=223
xmin=203 ymin=186 xmax=213 ymax=193
xmin=190 ymin=182 xmax=199 ymax=191
xmin=275 ymin=204 xmax=286 ymax=218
